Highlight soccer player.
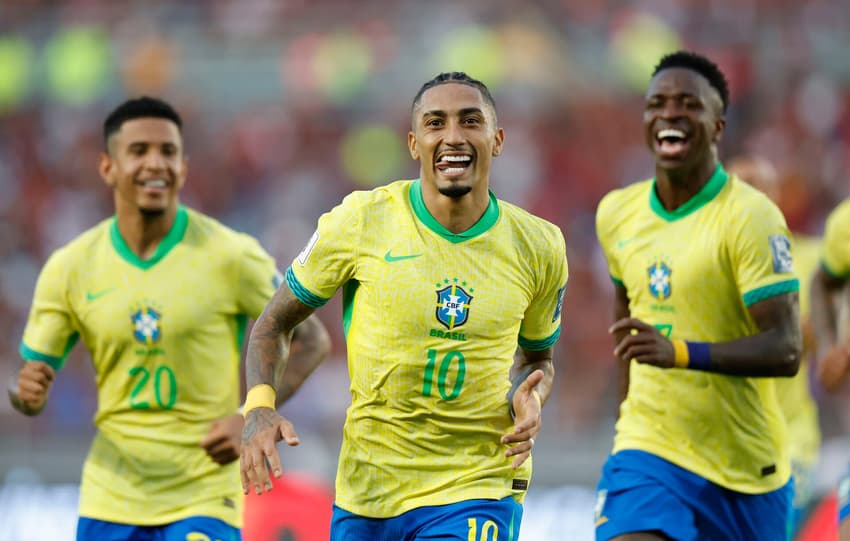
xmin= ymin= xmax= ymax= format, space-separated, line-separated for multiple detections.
xmin=810 ymin=197 xmax=850 ymax=539
xmin=239 ymin=72 xmax=569 ymax=540
xmin=7 ymin=97 xmax=330 ymax=541
xmin=594 ymin=52 xmax=801 ymax=541
xmin=727 ymin=155 xmax=822 ymax=536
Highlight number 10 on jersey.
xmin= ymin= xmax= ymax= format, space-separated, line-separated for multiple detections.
xmin=422 ymin=349 xmax=466 ymax=400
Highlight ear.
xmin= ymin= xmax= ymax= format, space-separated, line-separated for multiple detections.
xmin=408 ymin=131 xmax=419 ymax=161
xmin=98 ymin=152 xmax=115 ymax=188
xmin=712 ymin=117 xmax=726 ymax=144
xmin=491 ymin=127 xmax=505 ymax=157
xmin=176 ymin=157 xmax=189 ymax=189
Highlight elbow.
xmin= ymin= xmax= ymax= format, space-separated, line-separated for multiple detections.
xmin=315 ymin=321 xmax=332 ymax=362
xmin=303 ymin=315 xmax=332 ymax=363
xmin=775 ymin=336 xmax=802 ymax=377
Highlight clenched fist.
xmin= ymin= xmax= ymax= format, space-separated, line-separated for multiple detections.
xmin=9 ymin=361 xmax=55 ymax=416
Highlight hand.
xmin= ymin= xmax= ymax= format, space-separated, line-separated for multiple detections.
xmin=240 ymin=408 xmax=300 ymax=495
xmin=609 ymin=318 xmax=675 ymax=368
xmin=817 ymin=344 xmax=850 ymax=392
xmin=9 ymin=361 xmax=55 ymax=416
xmin=501 ymin=369 xmax=544 ymax=469
xmin=201 ymin=413 xmax=244 ymax=465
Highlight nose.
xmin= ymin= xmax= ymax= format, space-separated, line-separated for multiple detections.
xmin=659 ymin=100 xmax=684 ymax=119
xmin=144 ymin=150 xmax=167 ymax=171
xmin=443 ymin=119 xmax=464 ymax=145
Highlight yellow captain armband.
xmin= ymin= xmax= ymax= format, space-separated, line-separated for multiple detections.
xmin=671 ymin=339 xmax=690 ymax=368
xmin=242 ymin=384 xmax=276 ymax=417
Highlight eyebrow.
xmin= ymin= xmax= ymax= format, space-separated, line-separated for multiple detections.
xmin=422 ymin=107 xmax=485 ymax=117
xmin=646 ymin=92 xmax=701 ymax=101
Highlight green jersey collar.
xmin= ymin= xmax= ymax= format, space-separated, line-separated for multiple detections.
xmin=649 ymin=163 xmax=728 ymax=222
xmin=409 ymin=179 xmax=500 ymax=244
xmin=110 ymin=206 xmax=189 ymax=269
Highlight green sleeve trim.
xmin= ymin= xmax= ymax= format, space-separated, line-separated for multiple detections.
xmin=518 ymin=327 xmax=561 ymax=351
xmin=610 ymin=275 xmax=624 ymax=288
xmin=741 ymin=278 xmax=799 ymax=307
xmin=341 ymin=279 xmax=359 ymax=340
xmin=19 ymin=334 xmax=79 ymax=371
xmin=821 ymin=260 xmax=850 ymax=280
xmin=235 ymin=314 xmax=248 ymax=353
xmin=285 ymin=267 xmax=329 ymax=309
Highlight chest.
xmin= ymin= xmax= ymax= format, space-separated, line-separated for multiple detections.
xmin=352 ymin=229 xmax=536 ymax=337
xmin=71 ymin=252 xmax=233 ymax=347
xmin=616 ymin=216 xmax=731 ymax=304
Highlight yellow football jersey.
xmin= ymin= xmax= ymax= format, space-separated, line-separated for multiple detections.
xmin=776 ymin=234 xmax=820 ymax=469
xmin=822 ymin=198 xmax=850 ymax=279
xmin=20 ymin=206 xmax=281 ymax=527
xmin=596 ymin=165 xmax=798 ymax=494
xmin=287 ymin=179 xmax=568 ymax=518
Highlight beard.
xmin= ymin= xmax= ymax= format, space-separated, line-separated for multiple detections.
xmin=139 ymin=206 xmax=168 ymax=218
xmin=438 ymin=183 xmax=472 ymax=199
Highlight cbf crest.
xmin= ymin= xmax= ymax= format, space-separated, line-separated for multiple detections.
xmin=435 ymin=278 xmax=474 ymax=330
xmin=131 ymin=306 xmax=163 ymax=345
xmin=647 ymin=259 xmax=672 ymax=300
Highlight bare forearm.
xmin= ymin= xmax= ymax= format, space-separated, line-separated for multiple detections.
xmin=704 ymin=327 xmax=801 ymax=377
xmin=510 ymin=350 xmax=554 ymax=404
xmin=245 ymin=286 xmax=316 ymax=392
xmin=245 ymin=317 xmax=291 ymax=390
xmin=274 ymin=316 xmax=330 ymax=407
xmin=811 ymin=271 xmax=841 ymax=349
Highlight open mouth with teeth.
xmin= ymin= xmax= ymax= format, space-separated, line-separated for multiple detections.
xmin=435 ymin=154 xmax=473 ymax=178
xmin=137 ymin=178 xmax=169 ymax=194
xmin=655 ymin=128 xmax=689 ymax=159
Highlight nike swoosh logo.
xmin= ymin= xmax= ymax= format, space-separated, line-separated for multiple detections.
xmin=384 ymin=250 xmax=422 ymax=262
xmin=86 ymin=288 xmax=116 ymax=302
xmin=595 ymin=516 xmax=609 ymax=527
xmin=615 ymin=237 xmax=637 ymax=249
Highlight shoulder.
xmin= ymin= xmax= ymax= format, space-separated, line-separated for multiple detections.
xmin=498 ymin=200 xmax=565 ymax=251
xmin=596 ymin=178 xmax=653 ymax=242
xmin=723 ymin=175 xmax=785 ymax=222
xmin=597 ymin=179 xmax=653 ymax=221
xmin=183 ymin=207 xmax=268 ymax=257
xmin=46 ymin=217 xmax=113 ymax=267
xmin=825 ymin=197 xmax=850 ymax=231
xmin=337 ymin=180 xmax=413 ymax=211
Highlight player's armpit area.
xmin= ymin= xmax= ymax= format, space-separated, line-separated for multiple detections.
xmin=710 ymin=292 xmax=801 ymax=377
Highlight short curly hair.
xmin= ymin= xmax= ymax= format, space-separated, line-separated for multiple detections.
xmin=411 ymin=72 xmax=497 ymax=118
xmin=652 ymin=51 xmax=729 ymax=113
xmin=103 ymin=96 xmax=182 ymax=149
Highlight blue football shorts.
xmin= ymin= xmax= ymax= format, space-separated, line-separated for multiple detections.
xmin=838 ymin=462 xmax=850 ymax=523
xmin=595 ymin=450 xmax=793 ymax=541
xmin=330 ymin=496 xmax=523 ymax=541
xmin=76 ymin=515 xmax=240 ymax=541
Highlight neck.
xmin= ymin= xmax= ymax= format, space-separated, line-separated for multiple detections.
xmin=654 ymin=157 xmax=718 ymax=212
xmin=115 ymin=202 xmax=178 ymax=260
xmin=421 ymin=179 xmax=490 ymax=234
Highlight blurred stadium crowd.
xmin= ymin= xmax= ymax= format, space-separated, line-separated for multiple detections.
xmin=2 ymin=0 xmax=850 ymax=497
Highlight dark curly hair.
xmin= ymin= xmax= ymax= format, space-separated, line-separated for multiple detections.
xmin=103 ymin=96 xmax=182 ymax=149
xmin=652 ymin=51 xmax=729 ymax=113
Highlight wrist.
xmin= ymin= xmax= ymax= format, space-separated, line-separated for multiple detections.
xmin=671 ymin=339 xmax=711 ymax=371
xmin=242 ymin=384 xmax=276 ymax=417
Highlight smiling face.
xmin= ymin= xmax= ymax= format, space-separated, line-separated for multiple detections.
xmin=644 ymin=67 xmax=725 ymax=172
xmin=99 ymin=117 xmax=187 ymax=216
xmin=408 ymin=82 xmax=504 ymax=199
